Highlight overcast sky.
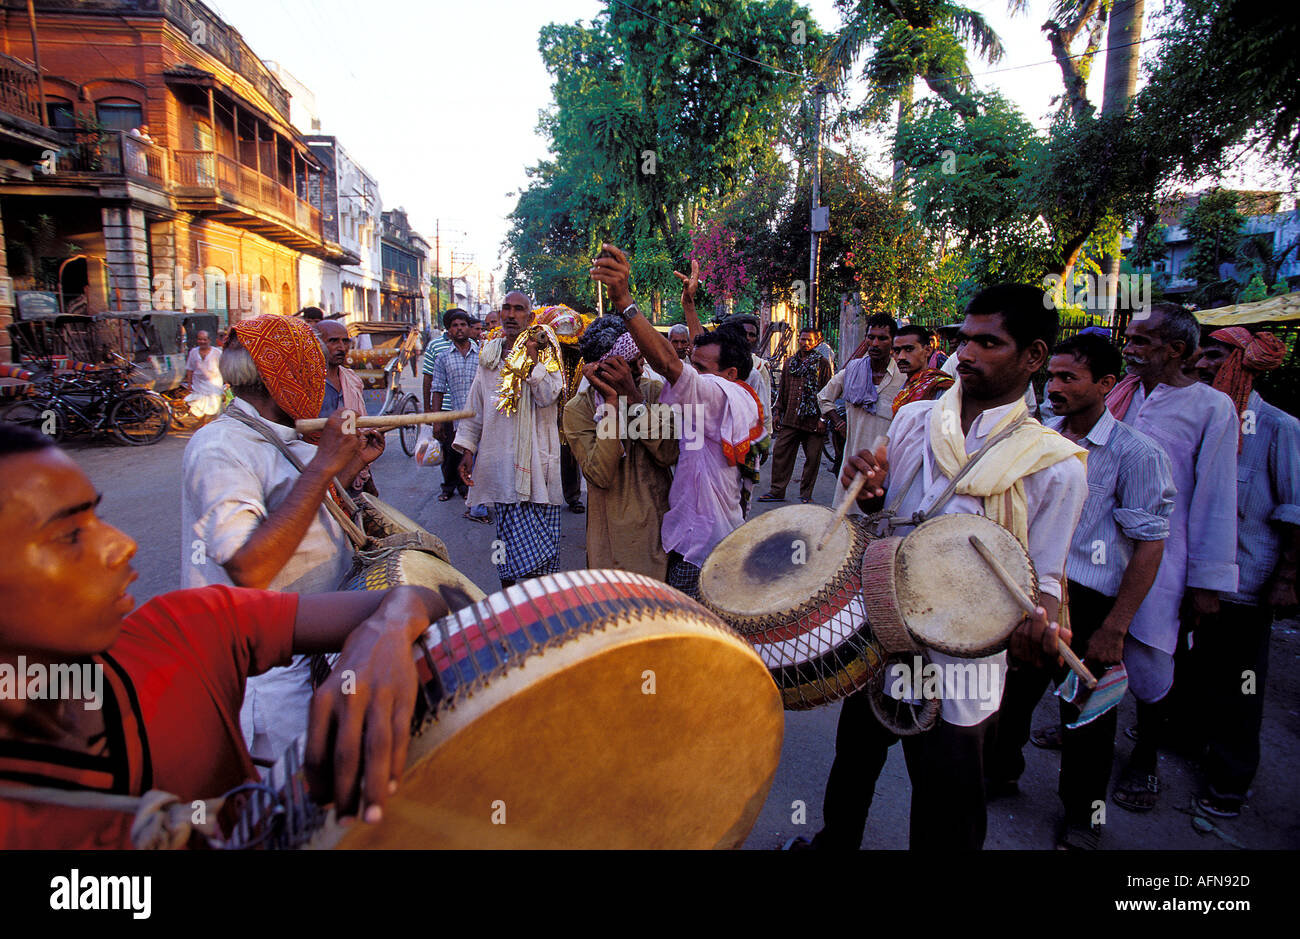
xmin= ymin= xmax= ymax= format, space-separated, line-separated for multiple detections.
xmin=207 ymin=0 xmax=1270 ymax=283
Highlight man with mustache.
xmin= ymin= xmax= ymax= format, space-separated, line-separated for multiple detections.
xmin=1103 ymin=302 xmax=1239 ymax=812
xmin=793 ymin=284 xmax=1088 ymax=851
xmin=1189 ymin=328 xmax=1297 ymax=818
xmin=987 ymin=332 xmax=1175 ymax=848
xmin=318 ymin=319 xmax=376 ymax=495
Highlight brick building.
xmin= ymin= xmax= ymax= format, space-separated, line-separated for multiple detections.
xmin=0 ymin=0 xmax=352 ymax=341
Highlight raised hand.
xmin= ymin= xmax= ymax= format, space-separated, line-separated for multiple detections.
xmin=673 ymin=259 xmax=700 ymax=309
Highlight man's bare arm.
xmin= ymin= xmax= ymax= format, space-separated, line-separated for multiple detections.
xmin=592 ymin=244 xmax=682 ymax=384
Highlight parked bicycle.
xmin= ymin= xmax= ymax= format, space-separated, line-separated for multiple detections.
xmin=1 ymin=365 xmax=172 ymax=446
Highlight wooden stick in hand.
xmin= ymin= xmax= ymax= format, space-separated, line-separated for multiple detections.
xmin=967 ymin=534 xmax=1097 ymax=689
xmin=294 ymin=409 xmax=474 ymax=433
xmin=817 ymin=472 xmax=867 ymax=551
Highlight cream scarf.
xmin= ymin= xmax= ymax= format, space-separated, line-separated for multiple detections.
xmin=928 ymin=382 xmax=1086 ymax=543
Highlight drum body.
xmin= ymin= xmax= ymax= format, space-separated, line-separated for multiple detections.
xmin=307 ymin=569 xmax=782 ymax=849
xmin=698 ymin=504 xmax=885 ymax=711
xmin=862 ymin=513 xmax=1037 ymax=658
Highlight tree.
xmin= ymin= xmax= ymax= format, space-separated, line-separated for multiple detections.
xmin=1183 ymin=189 xmax=1245 ymax=286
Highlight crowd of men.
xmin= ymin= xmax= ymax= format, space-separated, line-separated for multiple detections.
xmin=0 ymin=241 xmax=1295 ymax=852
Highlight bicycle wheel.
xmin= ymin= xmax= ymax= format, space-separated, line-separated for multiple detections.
xmin=109 ymin=392 xmax=171 ymax=446
xmin=398 ymin=393 xmax=420 ymax=456
xmin=1 ymin=400 xmax=66 ymax=442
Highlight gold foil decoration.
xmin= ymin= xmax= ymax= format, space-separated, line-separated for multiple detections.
xmin=495 ymin=324 xmax=562 ymax=415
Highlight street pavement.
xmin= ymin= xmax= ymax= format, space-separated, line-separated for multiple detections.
xmin=64 ymin=424 xmax=1300 ymax=851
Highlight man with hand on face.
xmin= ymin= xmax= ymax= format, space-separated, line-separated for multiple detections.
xmin=987 ymin=333 xmax=1174 ymax=849
xmin=1189 ymin=327 xmax=1297 ymax=818
xmin=591 ymin=245 xmax=764 ymax=599
xmin=816 ymin=313 xmax=908 ymax=505
xmin=0 ymin=424 xmax=456 ymax=848
xmin=428 ymin=309 xmax=479 ymax=505
xmin=562 ymin=317 xmax=678 ymax=578
xmin=453 ymin=291 xmax=565 ymax=589
xmin=792 ymin=284 xmax=1088 ymax=851
xmin=1103 ymin=302 xmax=1239 ymax=812
xmin=317 ymin=319 xmax=376 ymax=496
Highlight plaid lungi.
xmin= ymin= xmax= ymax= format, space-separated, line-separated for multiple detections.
xmin=666 ymin=551 xmax=702 ymax=600
xmin=494 ymin=501 xmax=562 ymax=581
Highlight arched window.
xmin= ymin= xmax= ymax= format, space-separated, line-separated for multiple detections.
xmin=281 ymin=283 xmax=292 ymax=318
xmin=95 ymin=98 xmax=143 ymax=132
xmin=46 ymin=98 xmax=76 ymax=130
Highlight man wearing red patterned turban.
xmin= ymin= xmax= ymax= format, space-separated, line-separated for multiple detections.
xmin=1189 ymin=327 xmax=1298 ymax=818
xmin=180 ymin=314 xmax=385 ymax=764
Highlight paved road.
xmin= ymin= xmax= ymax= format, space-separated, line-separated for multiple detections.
xmin=65 ymin=426 xmax=1300 ymax=850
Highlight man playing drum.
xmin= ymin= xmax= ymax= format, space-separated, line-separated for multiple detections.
xmin=181 ymin=315 xmax=386 ymax=766
xmin=794 ymin=284 xmax=1089 ymax=851
xmin=590 ymin=245 xmax=765 ymax=599
xmin=0 ymin=423 xmax=452 ymax=848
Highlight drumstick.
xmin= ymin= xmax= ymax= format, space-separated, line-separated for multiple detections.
xmin=817 ymin=473 xmax=867 ymax=551
xmin=967 ymin=534 xmax=1098 ymax=690
xmin=294 ymin=410 xmax=474 ymax=433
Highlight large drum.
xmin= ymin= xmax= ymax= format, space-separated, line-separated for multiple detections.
xmin=698 ymin=504 xmax=885 ymax=710
xmin=862 ymin=513 xmax=1037 ymax=658
xmin=242 ymin=569 xmax=784 ymax=849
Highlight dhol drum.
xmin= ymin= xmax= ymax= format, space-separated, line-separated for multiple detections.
xmin=698 ymin=504 xmax=885 ymax=710
xmin=862 ymin=513 xmax=1037 ymax=658
xmin=235 ymin=569 xmax=784 ymax=849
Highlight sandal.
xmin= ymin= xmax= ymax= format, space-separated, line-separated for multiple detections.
xmin=1196 ymin=792 xmax=1243 ymax=819
xmin=757 ymin=493 xmax=784 ymax=503
xmin=1056 ymin=821 xmax=1102 ymax=851
xmin=1031 ymin=724 xmax=1064 ymax=750
xmin=463 ymin=510 xmax=491 ymax=524
xmin=1113 ymin=768 xmax=1160 ymax=812
xmin=438 ymin=492 xmax=454 ymax=502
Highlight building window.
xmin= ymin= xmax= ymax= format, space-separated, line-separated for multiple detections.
xmin=47 ymin=99 xmax=77 ymax=130
xmin=95 ymin=100 xmax=144 ymax=133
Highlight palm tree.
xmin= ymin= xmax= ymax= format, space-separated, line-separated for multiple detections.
xmin=819 ymin=0 xmax=1024 ymax=192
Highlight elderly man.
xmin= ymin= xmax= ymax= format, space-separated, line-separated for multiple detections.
xmin=0 ymin=423 xmax=454 ymax=848
xmin=1104 ymin=301 xmax=1239 ymax=812
xmin=183 ymin=329 xmax=224 ymax=419
xmin=454 ymin=291 xmax=565 ymax=588
xmin=891 ymin=324 xmax=954 ymax=411
xmin=1190 ymin=327 xmax=1297 ymax=818
xmin=592 ymin=247 xmax=763 ymax=598
xmin=815 ymin=314 xmax=908 ymax=505
xmin=563 ymin=317 xmax=678 ymax=577
xmin=181 ymin=314 xmax=385 ymax=764
xmin=668 ymin=324 xmax=691 ymax=361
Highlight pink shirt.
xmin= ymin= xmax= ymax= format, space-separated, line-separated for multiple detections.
xmin=659 ymin=364 xmax=758 ymax=566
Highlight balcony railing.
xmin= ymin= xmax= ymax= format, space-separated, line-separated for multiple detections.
xmin=56 ymin=129 xmax=168 ymax=186
xmin=0 ymin=51 xmax=43 ymax=124
xmin=382 ymin=270 xmax=421 ymax=294
xmin=173 ymin=149 xmax=322 ymax=238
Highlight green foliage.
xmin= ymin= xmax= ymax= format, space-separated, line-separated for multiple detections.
xmin=1183 ymin=189 xmax=1245 ymax=286
xmin=1238 ymin=272 xmax=1268 ymax=304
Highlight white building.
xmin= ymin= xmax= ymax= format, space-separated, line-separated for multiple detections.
xmin=309 ymin=136 xmax=382 ymax=323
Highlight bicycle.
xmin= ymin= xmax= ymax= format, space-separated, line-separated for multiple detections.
xmin=1 ymin=365 xmax=172 ymax=446
xmin=372 ymin=332 xmax=423 ymax=457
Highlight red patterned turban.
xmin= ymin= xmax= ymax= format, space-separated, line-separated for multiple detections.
xmin=231 ymin=314 xmax=326 ymax=422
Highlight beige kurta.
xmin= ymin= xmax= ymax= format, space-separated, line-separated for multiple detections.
xmin=817 ymin=357 xmax=908 ymax=503
xmin=562 ymin=378 xmax=678 ymax=578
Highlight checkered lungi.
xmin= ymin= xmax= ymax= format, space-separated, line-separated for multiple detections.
xmin=666 ymin=551 xmax=702 ymax=600
xmin=494 ymin=501 xmax=562 ymax=581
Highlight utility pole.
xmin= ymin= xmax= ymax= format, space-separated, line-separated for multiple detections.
xmin=434 ymin=220 xmax=440 ymax=319
xmin=808 ymin=82 xmax=829 ymax=333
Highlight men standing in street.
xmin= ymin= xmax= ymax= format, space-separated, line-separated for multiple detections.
xmin=563 ymin=317 xmax=678 ymax=578
xmin=1191 ymin=327 xmax=1298 ymax=818
xmin=181 ymin=314 xmax=384 ymax=763
xmin=422 ymin=310 xmax=459 ymax=413
xmin=891 ymin=324 xmax=954 ymax=412
xmin=759 ymin=328 xmax=833 ymax=505
xmin=815 ymin=314 xmax=908 ymax=505
xmin=987 ymin=333 xmax=1175 ymax=849
xmin=429 ymin=309 xmax=479 ymax=506
xmin=453 ymin=292 xmax=565 ymax=588
xmin=591 ymin=246 xmax=763 ymax=599
xmin=794 ymin=284 xmax=1088 ymax=851
xmin=317 ymin=319 xmax=375 ymax=495
xmin=1104 ymin=302 xmax=1239 ymax=812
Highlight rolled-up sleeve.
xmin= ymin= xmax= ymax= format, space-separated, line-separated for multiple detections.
xmin=1026 ymin=456 xmax=1088 ymax=602
xmin=1269 ymin=412 xmax=1300 ymax=526
xmin=524 ymin=360 xmax=562 ymax=408
xmin=1114 ymin=444 xmax=1175 ymax=541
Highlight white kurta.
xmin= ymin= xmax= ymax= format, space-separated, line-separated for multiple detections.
xmin=817 ymin=358 xmax=908 ymax=504
xmin=453 ymin=359 xmax=565 ymax=507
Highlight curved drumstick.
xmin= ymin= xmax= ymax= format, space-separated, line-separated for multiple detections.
xmin=817 ymin=472 xmax=867 ymax=551
xmin=967 ymin=534 xmax=1097 ymax=690
xmin=294 ymin=410 xmax=474 ymax=433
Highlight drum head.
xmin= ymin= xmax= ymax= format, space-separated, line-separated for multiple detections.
xmin=699 ymin=504 xmax=858 ymax=629
xmin=895 ymin=514 xmax=1036 ymax=657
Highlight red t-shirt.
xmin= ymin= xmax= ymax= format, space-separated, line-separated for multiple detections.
xmin=0 ymin=585 xmax=297 ymax=849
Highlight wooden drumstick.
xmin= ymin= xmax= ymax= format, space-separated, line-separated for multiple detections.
xmin=967 ymin=534 xmax=1097 ymax=690
xmin=294 ymin=409 xmax=474 ymax=433
xmin=817 ymin=472 xmax=867 ymax=551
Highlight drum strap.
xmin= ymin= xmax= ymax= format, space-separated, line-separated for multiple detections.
xmin=223 ymin=405 xmax=368 ymax=550
xmin=882 ymin=414 xmax=1029 ymax=530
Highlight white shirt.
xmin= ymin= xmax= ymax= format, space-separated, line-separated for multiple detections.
xmin=818 ymin=357 xmax=908 ymax=504
xmin=745 ymin=354 xmax=774 ymax=439
xmin=180 ymin=397 xmax=354 ymax=762
xmin=881 ymin=398 xmax=1088 ymax=725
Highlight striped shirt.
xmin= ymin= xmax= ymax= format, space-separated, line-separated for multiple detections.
xmin=1047 ymin=410 xmax=1175 ymax=598
xmin=1227 ymin=391 xmax=1300 ymax=605
xmin=429 ymin=340 xmax=480 ymax=416
xmin=421 ymin=333 xmax=452 ymax=408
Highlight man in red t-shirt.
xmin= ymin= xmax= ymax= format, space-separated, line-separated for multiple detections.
xmin=0 ymin=424 xmax=456 ymax=849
